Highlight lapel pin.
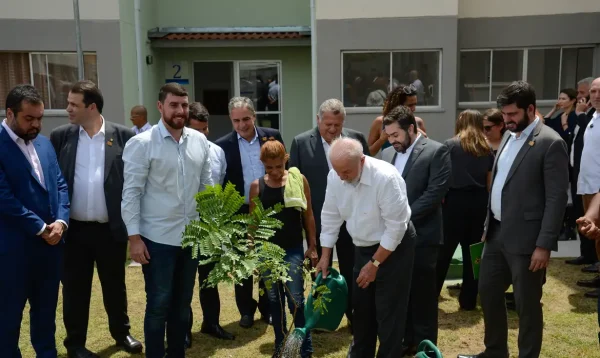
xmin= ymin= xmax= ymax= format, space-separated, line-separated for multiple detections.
xmin=528 ymin=141 xmax=535 ymax=147
xmin=261 ymin=136 xmax=267 ymax=142
xmin=107 ymin=138 xmax=114 ymax=147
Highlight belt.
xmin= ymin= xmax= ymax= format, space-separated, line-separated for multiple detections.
xmin=70 ymin=219 xmax=109 ymax=226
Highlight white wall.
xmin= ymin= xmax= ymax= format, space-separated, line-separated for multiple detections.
xmin=459 ymin=0 xmax=600 ymax=18
xmin=316 ymin=0 xmax=458 ymax=20
xmin=0 ymin=0 xmax=120 ymax=20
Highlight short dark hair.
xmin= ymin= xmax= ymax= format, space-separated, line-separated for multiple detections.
xmin=496 ymin=80 xmax=536 ymax=112
xmin=159 ymin=83 xmax=188 ymax=103
xmin=188 ymin=102 xmax=209 ymax=125
xmin=5 ymin=84 xmax=44 ymax=115
xmin=70 ymin=80 xmax=104 ymax=114
xmin=382 ymin=105 xmax=417 ymax=134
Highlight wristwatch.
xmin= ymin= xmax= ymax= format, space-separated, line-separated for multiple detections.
xmin=370 ymin=257 xmax=380 ymax=267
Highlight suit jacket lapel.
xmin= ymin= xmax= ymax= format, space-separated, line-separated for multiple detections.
xmin=104 ymin=122 xmax=117 ymax=183
xmin=0 ymin=129 xmax=47 ymax=190
xmin=311 ymin=128 xmax=330 ymax=177
xmin=33 ymin=140 xmax=50 ymax=191
xmin=228 ymin=130 xmax=242 ymax=174
xmin=65 ymin=125 xmax=79 ymax=189
xmin=505 ymin=121 xmax=542 ymax=184
xmin=402 ymin=136 xmax=425 ymax=179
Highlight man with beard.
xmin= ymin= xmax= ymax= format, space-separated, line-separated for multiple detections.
xmin=316 ymin=137 xmax=416 ymax=358
xmin=121 ymin=83 xmax=213 ymax=358
xmin=289 ymin=98 xmax=369 ymax=334
xmin=381 ymin=105 xmax=451 ymax=356
xmin=0 ymin=85 xmax=69 ymax=357
xmin=50 ymin=81 xmax=142 ymax=358
xmin=458 ymin=81 xmax=568 ymax=358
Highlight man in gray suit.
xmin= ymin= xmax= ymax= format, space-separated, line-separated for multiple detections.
xmin=458 ymin=81 xmax=568 ymax=358
xmin=289 ymin=98 xmax=369 ymax=332
xmin=382 ymin=106 xmax=451 ymax=355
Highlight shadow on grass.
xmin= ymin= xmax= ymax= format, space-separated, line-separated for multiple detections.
xmin=95 ymin=344 xmax=144 ymax=358
xmin=257 ymin=324 xmax=352 ymax=358
xmin=185 ymin=319 xmax=269 ymax=357
xmin=547 ymin=257 xmax=597 ymax=314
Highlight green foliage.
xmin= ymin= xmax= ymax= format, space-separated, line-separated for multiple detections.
xmin=312 ymin=284 xmax=332 ymax=315
xmin=182 ymin=182 xmax=291 ymax=289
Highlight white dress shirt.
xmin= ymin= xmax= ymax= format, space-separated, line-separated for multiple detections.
xmin=208 ymin=141 xmax=227 ymax=186
xmin=320 ymin=156 xmax=412 ymax=251
xmin=70 ymin=117 xmax=109 ymax=223
xmin=321 ymin=137 xmax=332 ymax=170
xmin=578 ymin=111 xmax=600 ymax=195
xmin=491 ymin=118 xmax=539 ymax=220
xmin=2 ymin=119 xmax=67 ymax=234
xmin=2 ymin=119 xmax=46 ymax=190
xmin=132 ymin=122 xmax=152 ymax=135
xmin=121 ymin=119 xmax=213 ymax=246
xmin=393 ymin=133 xmax=421 ymax=174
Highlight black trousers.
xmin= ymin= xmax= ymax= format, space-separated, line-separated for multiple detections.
xmin=480 ymin=219 xmax=545 ymax=358
xmin=404 ymin=246 xmax=439 ymax=347
xmin=62 ymin=220 xmax=130 ymax=349
xmin=189 ymin=262 xmax=220 ymax=332
xmin=234 ymin=204 xmax=270 ymax=318
xmin=573 ymin=185 xmax=598 ymax=262
xmin=436 ymin=188 xmax=488 ymax=309
xmin=316 ymin=222 xmax=355 ymax=326
xmin=351 ymin=226 xmax=416 ymax=358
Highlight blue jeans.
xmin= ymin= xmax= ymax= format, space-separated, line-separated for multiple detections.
xmin=141 ymin=238 xmax=199 ymax=358
xmin=265 ymin=246 xmax=313 ymax=358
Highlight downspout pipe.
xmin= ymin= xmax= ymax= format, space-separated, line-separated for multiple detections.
xmin=310 ymin=0 xmax=317 ymax=127
xmin=134 ymin=0 xmax=144 ymax=104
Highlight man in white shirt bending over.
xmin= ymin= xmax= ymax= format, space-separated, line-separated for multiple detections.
xmin=315 ymin=137 xmax=416 ymax=357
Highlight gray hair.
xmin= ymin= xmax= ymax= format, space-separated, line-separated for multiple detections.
xmin=318 ymin=98 xmax=346 ymax=120
xmin=329 ymin=137 xmax=364 ymax=163
xmin=578 ymin=77 xmax=595 ymax=87
xmin=228 ymin=96 xmax=256 ymax=116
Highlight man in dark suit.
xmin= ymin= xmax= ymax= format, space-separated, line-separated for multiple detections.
xmin=0 ymin=85 xmax=70 ymax=358
xmin=382 ymin=105 xmax=451 ymax=355
xmin=50 ymin=81 xmax=142 ymax=358
xmin=215 ymin=96 xmax=282 ymax=328
xmin=289 ymin=98 xmax=369 ymax=330
xmin=459 ymin=81 xmax=569 ymax=358
xmin=566 ymin=77 xmax=598 ymax=271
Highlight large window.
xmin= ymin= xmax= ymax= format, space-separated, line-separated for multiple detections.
xmin=342 ymin=50 xmax=441 ymax=108
xmin=459 ymin=46 xmax=594 ymax=103
xmin=0 ymin=52 xmax=98 ymax=109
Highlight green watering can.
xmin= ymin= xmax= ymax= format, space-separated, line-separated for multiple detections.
xmin=292 ymin=267 xmax=348 ymax=339
xmin=414 ymin=340 xmax=443 ymax=358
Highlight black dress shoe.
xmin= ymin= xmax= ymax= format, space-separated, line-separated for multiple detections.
xmin=239 ymin=314 xmax=255 ymax=328
xmin=201 ymin=323 xmax=235 ymax=340
xmin=261 ymin=314 xmax=273 ymax=325
xmin=577 ymin=276 xmax=600 ymax=288
xmin=566 ymin=256 xmax=593 ymax=265
xmin=346 ymin=339 xmax=354 ymax=358
xmin=67 ymin=347 xmax=100 ymax=358
xmin=582 ymin=263 xmax=600 ymax=273
xmin=401 ymin=344 xmax=417 ymax=357
xmin=185 ymin=332 xmax=192 ymax=349
xmin=584 ymin=289 xmax=599 ymax=298
xmin=116 ymin=335 xmax=143 ymax=353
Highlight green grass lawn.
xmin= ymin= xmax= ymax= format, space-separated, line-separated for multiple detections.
xmin=18 ymin=258 xmax=599 ymax=357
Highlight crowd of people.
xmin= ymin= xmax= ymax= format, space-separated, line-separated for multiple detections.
xmin=0 ymin=75 xmax=599 ymax=358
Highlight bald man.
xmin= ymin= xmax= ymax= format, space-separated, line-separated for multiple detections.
xmin=130 ymin=105 xmax=151 ymax=135
xmin=316 ymin=137 xmax=416 ymax=357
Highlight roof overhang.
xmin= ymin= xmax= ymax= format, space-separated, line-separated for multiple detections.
xmin=148 ymin=26 xmax=311 ymax=48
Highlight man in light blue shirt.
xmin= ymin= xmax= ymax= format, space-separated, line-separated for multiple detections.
xmin=215 ymin=97 xmax=284 ymax=328
xmin=121 ymin=83 xmax=213 ymax=358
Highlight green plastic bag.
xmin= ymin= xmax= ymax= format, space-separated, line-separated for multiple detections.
xmin=470 ymin=242 xmax=485 ymax=280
